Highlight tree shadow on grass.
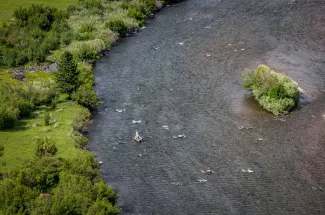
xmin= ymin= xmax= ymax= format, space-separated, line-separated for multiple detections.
xmin=7 ymin=119 xmax=29 ymax=132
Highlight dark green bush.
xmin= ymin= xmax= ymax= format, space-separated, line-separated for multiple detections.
xmin=51 ymin=97 xmax=58 ymax=109
xmin=35 ymin=137 xmax=58 ymax=158
xmin=0 ymin=105 xmax=19 ymax=130
xmin=127 ymin=8 xmax=146 ymax=24
xmin=44 ymin=112 xmax=51 ymax=126
xmin=72 ymin=108 xmax=91 ymax=133
xmin=0 ymin=144 xmax=4 ymax=156
xmin=0 ymin=4 xmax=69 ymax=67
xmin=106 ymin=19 xmax=128 ymax=35
xmin=242 ymin=65 xmax=299 ymax=115
xmin=72 ymin=84 xmax=100 ymax=111
xmin=73 ymin=131 xmax=89 ymax=149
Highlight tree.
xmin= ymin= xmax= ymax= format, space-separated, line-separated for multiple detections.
xmin=54 ymin=51 xmax=80 ymax=96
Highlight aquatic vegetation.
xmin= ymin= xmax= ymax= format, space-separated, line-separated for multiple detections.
xmin=242 ymin=65 xmax=299 ymax=115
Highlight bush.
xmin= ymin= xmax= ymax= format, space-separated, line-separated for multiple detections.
xmin=69 ymin=39 xmax=106 ymax=62
xmin=51 ymin=97 xmax=58 ymax=109
xmin=0 ymin=4 xmax=69 ymax=67
xmin=30 ymin=80 xmax=57 ymax=106
xmin=0 ymin=144 xmax=4 ymax=156
xmin=242 ymin=65 xmax=299 ymax=115
xmin=106 ymin=19 xmax=128 ymax=35
xmin=127 ymin=8 xmax=146 ymax=24
xmin=72 ymin=84 xmax=100 ymax=111
xmin=44 ymin=112 xmax=51 ymax=126
xmin=72 ymin=108 xmax=91 ymax=133
xmin=35 ymin=137 xmax=58 ymax=158
xmin=78 ymin=62 xmax=95 ymax=86
xmin=0 ymin=105 xmax=19 ymax=130
xmin=73 ymin=131 xmax=89 ymax=149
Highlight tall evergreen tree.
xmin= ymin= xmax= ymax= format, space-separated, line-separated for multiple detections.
xmin=54 ymin=51 xmax=79 ymax=96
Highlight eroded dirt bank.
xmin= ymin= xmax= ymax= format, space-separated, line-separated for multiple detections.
xmin=88 ymin=0 xmax=325 ymax=214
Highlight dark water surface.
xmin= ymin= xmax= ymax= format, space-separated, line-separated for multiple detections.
xmin=88 ymin=0 xmax=325 ymax=214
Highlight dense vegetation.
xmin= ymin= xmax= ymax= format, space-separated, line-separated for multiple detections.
xmin=0 ymin=0 xmax=166 ymax=129
xmin=242 ymin=65 xmax=299 ymax=115
xmin=0 ymin=0 xmax=163 ymax=67
xmin=0 ymin=138 xmax=119 ymax=214
xmin=0 ymin=0 xmax=178 ymax=214
xmin=0 ymin=78 xmax=57 ymax=130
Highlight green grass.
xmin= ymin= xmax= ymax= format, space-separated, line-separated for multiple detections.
xmin=0 ymin=101 xmax=85 ymax=172
xmin=0 ymin=69 xmax=10 ymax=81
xmin=0 ymin=0 xmax=77 ymax=23
xmin=25 ymin=71 xmax=52 ymax=81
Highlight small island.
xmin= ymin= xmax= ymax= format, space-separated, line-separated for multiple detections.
xmin=242 ymin=65 xmax=299 ymax=115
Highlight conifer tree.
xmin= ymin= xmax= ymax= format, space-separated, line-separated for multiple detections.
xmin=54 ymin=51 xmax=79 ymax=96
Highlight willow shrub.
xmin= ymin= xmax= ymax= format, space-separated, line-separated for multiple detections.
xmin=242 ymin=65 xmax=299 ymax=115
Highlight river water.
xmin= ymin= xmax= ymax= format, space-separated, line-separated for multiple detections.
xmin=88 ymin=0 xmax=325 ymax=214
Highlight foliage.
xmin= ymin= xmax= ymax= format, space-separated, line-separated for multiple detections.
xmin=72 ymin=84 xmax=100 ymax=111
xmin=0 ymin=142 xmax=119 ymax=214
xmin=0 ymin=4 xmax=70 ymax=67
xmin=30 ymin=80 xmax=57 ymax=106
xmin=72 ymin=131 xmax=89 ymax=149
xmin=54 ymin=51 xmax=80 ymax=96
xmin=35 ymin=136 xmax=58 ymax=158
xmin=44 ymin=112 xmax=51 ymax=126
xmin=242 ymin=65 xmax=299 ymax=115
xmin=0 ymin=143 xmax=4 ymax=156
xmin=106 ymin=19 xmax=128 ymax=35
xmin=72 ymin=108 xmax=91 ymax=133
xmin=69 ymin=39 xmax=106 ymax=62
xmin=0 ymin=79 xmax=57 ymax=130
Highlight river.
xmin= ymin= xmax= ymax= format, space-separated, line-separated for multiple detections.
xmin=88 ymin=0 xmax=325 ymax=214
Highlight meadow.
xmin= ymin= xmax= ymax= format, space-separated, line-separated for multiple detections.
xmin=0 ymin=101 xmax=84 ymax=171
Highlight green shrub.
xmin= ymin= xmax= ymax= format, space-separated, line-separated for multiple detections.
xmin=51 ymin=97 xmax=58 ymax=109
xmin=72 ymin=108 xmax=91 ymax=133
xmin=73 ymin=132 xmax=89 ymax=149
xmin=35 ymin=137 xmax=58 ymax=158
xmin=106 ymin=18 xmax=128 ymax=35
xmin=127 ymin=8 xmax=146 ymax=24
xmin=0 ymin=105 xmax=19 ymax=130
xmin=69 ymin=39 xmax=106 ymax=62
xmin=0 ymin=144 xmax=4 ymax=156
xmin=76 ymin=24 xmax=96 ymax=41
xmin=242 ymin=65 xmax=299 ymax=115
xmin=72 ymin=84 xmax=100 ymax=111
xmin=30 ymin=80 xmax=57 ymax=106
xmin=44 ymin=112 xmax=51 ymax=126
xmin=78 ymin=62 xmax=95 ymax=86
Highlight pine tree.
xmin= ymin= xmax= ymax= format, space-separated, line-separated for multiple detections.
xmin=54 ymin=51 xmax=79 ymax=96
